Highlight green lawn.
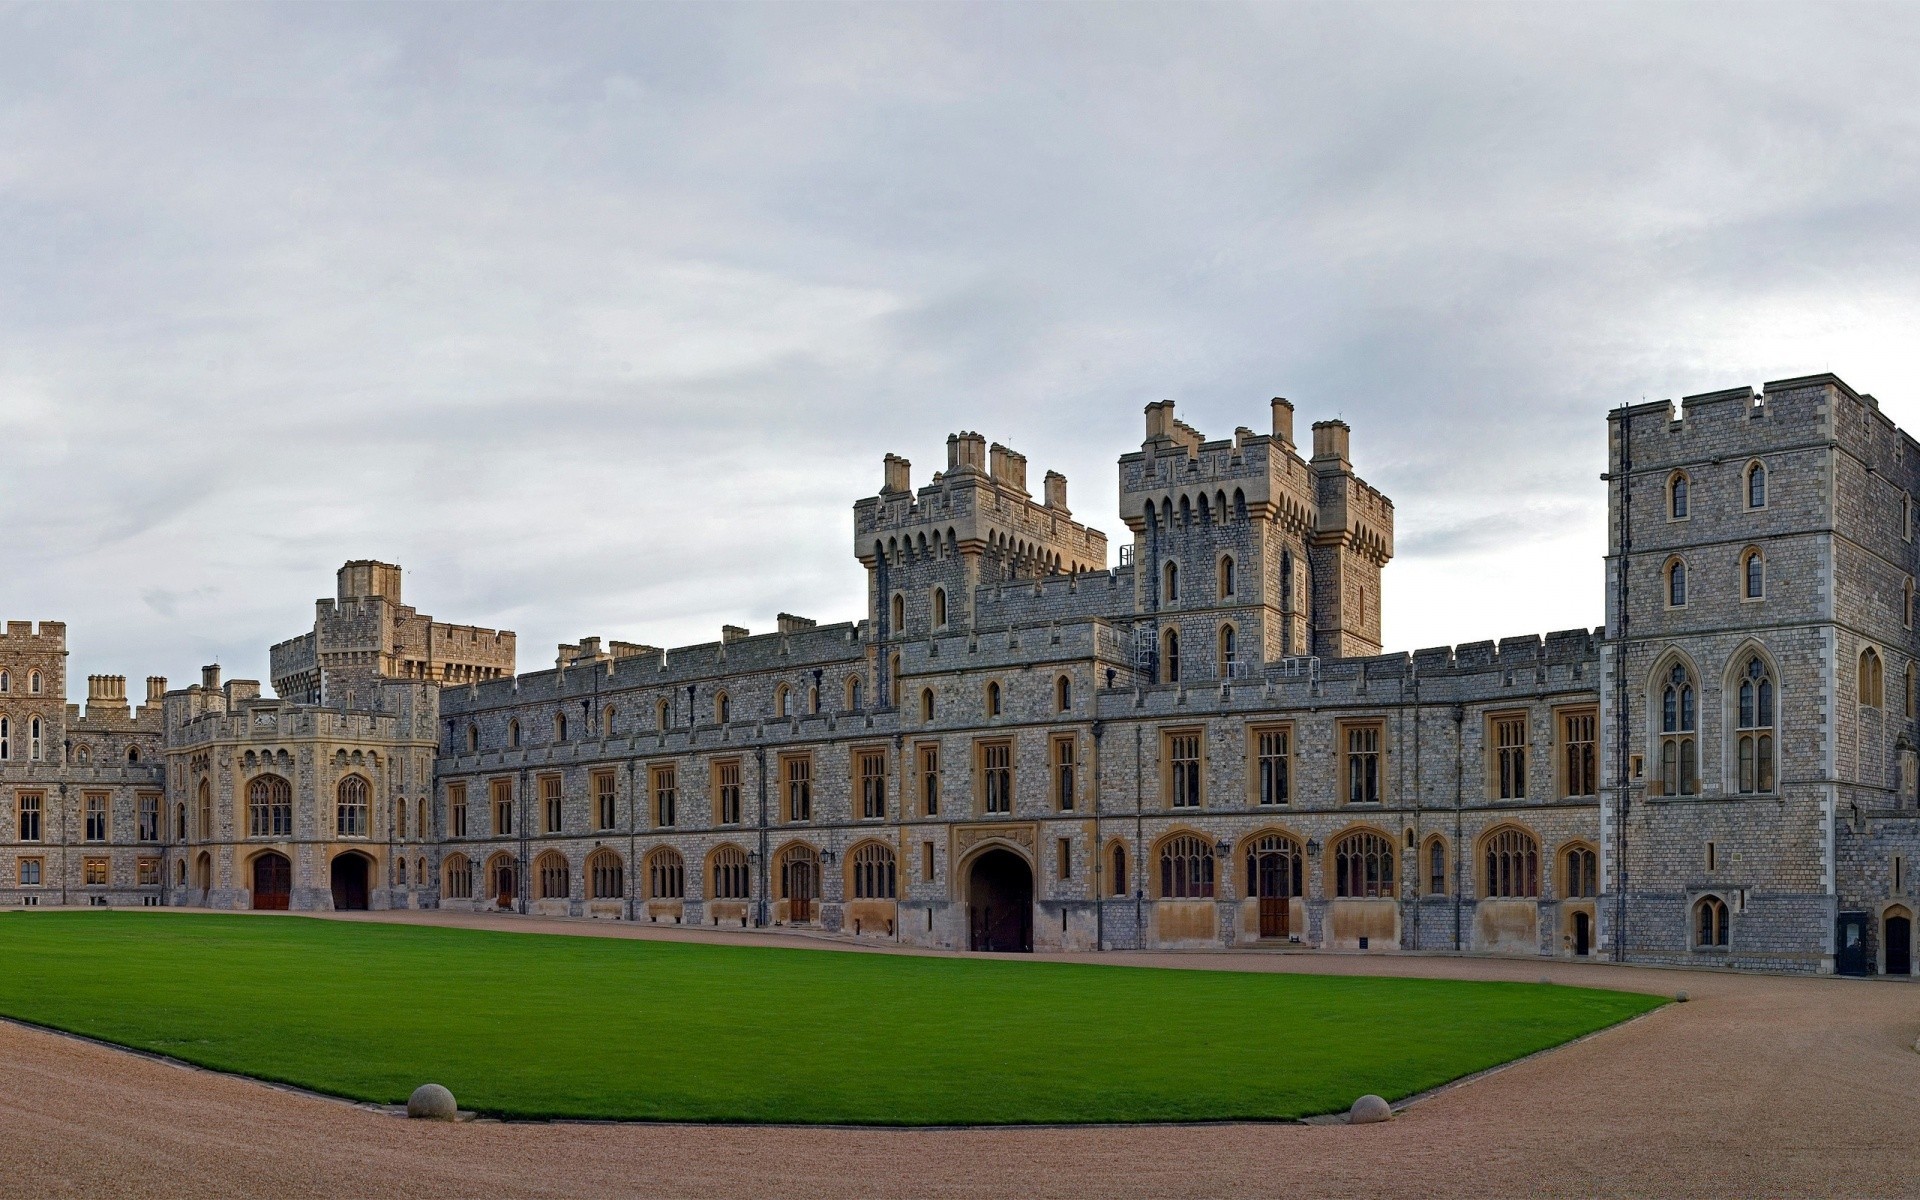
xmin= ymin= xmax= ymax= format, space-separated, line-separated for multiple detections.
xmin=0 ymin=911 xmax=1660 ymax=1125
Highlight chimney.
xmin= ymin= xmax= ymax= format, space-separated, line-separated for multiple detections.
xmin=1271 ymin=397 xmax=1295 ymax=447
xmin=201 ymin=664 xmax=222 ymax=692
xmin=1312 ymin=419 xmax=1350 ymax=469
xmin=146 ymin=677 xmax=167 ymax=703
xmin=777 ymin=613 xmax=817 ymax=635
xmin=1145 ymin=400 xmax=1175 ymax=440
xmin=989 ymin=444 xmax=1028 ymax=494
xmin=1043 ymin=470 xmax=1069 ymax=513
xmin=721 ymin=625 xmax=750 ymax=644
xmin=882 ymin=453 xmax=912 ymax=495
xmin=946 ymin=432 xmax=987 ymax=475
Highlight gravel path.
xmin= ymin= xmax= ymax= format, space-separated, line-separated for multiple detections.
xmin=2 ymin=909 xmax=1914 ymax=1199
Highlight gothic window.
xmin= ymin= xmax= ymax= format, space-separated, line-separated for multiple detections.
xmin=1167 ymin=731 xmax=1202 ymax=807
xmin=536 ymin=850 xmax=571 ymax=900
xmin=1164 ymin=561 xmax=1179 ymax=604
xmin=1162 ymin=628 xmax=1181 ymax=684
xmin=508 ymin=719 xmax=521 ymax=748
xmin=1657 ymin=662 xmax=1699 ymax=796
xmin=890 ymin=593 xmax=905 ymax=631
xmin=197 ymin=779 xmax=212 ymax=839
xmin=857 ymin=749 xmax=887 ymax=819
xmin=851 ymin=842 xmax=897 ymax=899
xmin=1482 ymin=827 xmax=1540 ymax=898
xmin=28 ymin=671 xmax=40 ymax=694
xmin=336 ymin=775 xmax=370 ymax=837
xmin=647 ymin=848 xmax=685 ymax=899
xmin=714 ymin=760 xmax=741 ymax=825
xmin=920 ymin=688 xmax=934 ymax=721
xmin=1344 ymin=723 xmax=1382 ymax=804
xmin=248 ymin=775 xmax=293 ymax=837
xmin=28 ymin=717 xmax=41 ymax=761
xmin=932 ymin=587 xmax=947 ymax=627
xmin=1056 ymin=675 xmax=1071 ymax=712
xmin=653 ymin=765 xmax=677 ymax=827
xmin=0 ymin=716 xmax=8 ymax=761
xmin=554 ymin=712 xmax=567 ymax=742
xmin=1333 ymin=830 xmax=1395 ymax=898
xmin=1861 ymin=648 xmax=1885 ymax=709
xmin=845 ymin=675 xmax=862 ymax=711
xmin=985 ymin=680 xmax=1002 ymax=716
xmin=466 ymin=724 xmax=479 ymax=753
xmin=1907 ymin=580 xmax=1915 ymax=630
xmin=1562 ymin=709 xmax=1598 ymax=797
xmin=1425 ymin=836 xmax=1448 ymax=895
xmin=657 ymin=697 xmax=671 ymax=729
xmin=1157 ymin=834 xmax=1215 ymax=899
xmin=1667 ymin=558 xmax=1688 ymax=608
xmin=1219 ymin=556 xmax=1236 ymax=599
xmin=981 ymin=740 xmax=1013 ymax=814
xmin=711 ymin=845 xmax=750 ymax=899
xmin=1493 ymin=715 xmax=1528 ymax=799
xmin=715 ymin=691 xmax=731 ymax=724
xmin=1052 ymin=736 xmax=1076 ymax=810
xmin=16 ymin=794 xmax=40 ymax=842
xmin=774 ymin=684 xmax=789 ymax=718
xmin=1255 ymin=728 xmax=1290 ymax=805
xmin=1742 ymin=548 xmax=1765 ymax=600
xmin=1669 ymin=472 xmax=1689 ymax=520
xmin=1694 ymin=895 xmax=1729 ymax=948
xmin=1219 ymin=624 xmax=1237 ymax=677
xmin=0 ymin=670 xmax=8 ymax=692
xmin=1736 ymin=655 xmax=1776 ymax=795
xmin=1244 ymin=833 xmax=1303 ymax=898
xmin=1563 ymin=844 xmax=1598 ymax=898
xmin=784 ymin=755 xmax=812 ymax=821
xmin=1908 ymin=664 xmax=1917 ymax=720
xmin=443 ymin=854 xmax=473 ymax=900
xmin=1745 ymin=461 xmax=1767 ymax=509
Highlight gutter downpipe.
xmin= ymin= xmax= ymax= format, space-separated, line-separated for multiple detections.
xmin=1612 ymin=406 xmax=1633 ymax=962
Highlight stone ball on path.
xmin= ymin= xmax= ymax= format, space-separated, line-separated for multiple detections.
xmin=1348 ymin=1094 xmax=1392 ymax=1124
xmin=407 ymin=1083 xmax=457 ymax=1119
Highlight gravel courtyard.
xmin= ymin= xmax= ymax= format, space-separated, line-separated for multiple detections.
xmin=1 ymin=911 xmax=1912 ymax=1199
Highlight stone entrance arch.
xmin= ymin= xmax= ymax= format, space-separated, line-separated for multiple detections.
xmin=330 ymin=852 xmax=371 ymax=911
xmin=1885 ymin=906 xmax=1912 ymax=976
xmin=966 ymin=847 xmax=1033 ymax=953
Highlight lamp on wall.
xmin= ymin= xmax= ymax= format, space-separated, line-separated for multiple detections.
xmin=1306 ymin=838 xmax=1321 ymax=857
xmin=821 ymin=848 xmax=837 ymax=866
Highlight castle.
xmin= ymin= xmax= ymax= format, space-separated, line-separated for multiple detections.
xmin=2 ymin=372 xmax=1914 ymax=975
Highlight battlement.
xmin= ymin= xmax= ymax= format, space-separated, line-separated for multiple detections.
xmin=0 ymin=620 xmax=66 ymax=645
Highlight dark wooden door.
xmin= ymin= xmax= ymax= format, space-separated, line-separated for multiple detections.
xmin=1886 ymin=915 xmax=1911 ymax=975
xmin=790 ymin=865 xmax=814 ymax=923
xmin=1255 ymin=852 xmax=1291 ymax=939
xmin=330 ymin=854 xmax=370 ymax=912
xmin=1574 ymin=911 xmax=1591 ymax=956
xmin=496 ymin=865 xmax=515 ymax=909
xmin=1837 ymin=912 xmax=1870 ymax=975
xmin=252 ymin=854 xmax=291 ymax=911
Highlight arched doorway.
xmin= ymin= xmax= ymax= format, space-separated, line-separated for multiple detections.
xmin=251 ymin=852 xmax=291 ymax=911
xmin=330 ymin=853 xmax=370 ymax=912
xmin=1247 ymin=835 xmax=1301 ymax=940
xmin=1886 ymin=909 xmax=1912 ymax=976
xmin=967 ymin=848 xmax=1033 ymax=952
xmin=1573 ymin=911 xmax=1592 ymax=957
xmin=493 ymin=857 xmax=517 ymax=910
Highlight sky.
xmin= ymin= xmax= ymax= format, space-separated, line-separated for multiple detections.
xmin=5 ymin=2 xmax=1920 ymax=697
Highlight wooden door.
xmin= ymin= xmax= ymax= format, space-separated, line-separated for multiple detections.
xmin=496 ymin=865 xmax=516 ymax=909
xmin=252 ymin=854 xmax=291 ymax=911
xmin=1256 ymin=852 xmax=1290 ymax=939
xmin=790 ymin=863 xmax=814 ymax=923
xmin=1574 ymin=911 xmax=1591 ymax=956
xmin=1887 ymin=915 xmax=1911 ymax=975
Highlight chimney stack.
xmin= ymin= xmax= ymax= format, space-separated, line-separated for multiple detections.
xmin=1043 ymin=470 xmax=1069 ymax=513
xmin=1145 ymin=400 xmax=1175 ymax=440
xmin=1271 ymin=397 xmax=1295 ymax=448
xmin=882 ymin=453 xmax=912 ymax=495
xmin=146 ymin=677 xmax=167 ymax=703
xmin=201 ymin=664 xmax=222 ymax=692
xmin=1312 ymin=419 xmax=1351 ymax=469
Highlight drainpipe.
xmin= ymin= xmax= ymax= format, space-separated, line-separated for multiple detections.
xmin=755 ymin=745 xmax=770 ymax=927
xmin=1452 ymin=704 xmax=1464 ymax=952
xmin=626 ymin=759 xmax=637 ymax=922
xmin=1092 ymin=718 xmax=1105 ymax=951
xmin=1133 ymin=724 xmax=1144 ymax=950
xmin=1612 ymin=407 xmax=1634 ymax=962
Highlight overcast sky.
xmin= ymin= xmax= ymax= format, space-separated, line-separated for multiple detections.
xmin=5 ymin=3 xmax=1920 ymax=697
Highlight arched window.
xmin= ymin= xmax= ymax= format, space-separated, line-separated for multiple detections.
xmin=648 ymin=848 xmax=685 ymax=899
xmin=127 ymin=745 xmax=139 ymax=764
xmin=28 ymin=670 xmax=40 ymax=694
xmin=508 ymin=719 xmax=521 ymax=748
xmin=1908 ymin=664 xmax=1917 ymax=720
xmin=1482 ymin=827 xmax=1540 ymax=898
xmin=536 ymin=850 xmax=570 ymax=900
xmin=603 ymin=704 xmax=617 ymax=734
xmin=1743 ymin=549 xmax=1765 ymax=600
xmin=1280 ymin=551 xmax=1295 ymax=609
xmin=1695 ymin=895 xmax=1729 ymax=947
xmin=932 ymin=587 xmax=947 ymax=627
xmin=1244 ymin=834 xmax=1302 ymax=898
xmin=336 ymin=775 xmax=370 ymax=836
xmin=920 ymin=688 xmax=935 ymax=721
xmin=1667 ymin=559 xmax=1688 ymax=608
xmin=1861 ymin=648 xmax=1885 ymax=708
xmin=712 ymin=846 xmax=750 ymax=899
xmin=1736 ymin=655 xmax=1776 ymax=795
xmin=247 ymin=775 xmax=293 ymax=837
xmin=554 ymin=712 xmax=568 ymax=742
xmin=1219 ymin=625 xmax=1236 ymax=676
xmin=1745 ymin=461 xmax=1767 ymax=509
xmin=845 ymin=676 xmax=862 ymax=711
xmin=1162 ymin=628 xmax=1180 ymax=684
xmin=28 ymin=717 xmax=41 ymax=761
xmin=1424 ymin=836 xmax=1448 ymax=896
xmin=466 ymin=724 xmax=479 ymax=753
xmin=1055 ymin=675 xmax=1071 ymax=712
xmin=1669 ymin=472 xmax=1689 ymax=519
xmin=0 ymin=716 xmax=10 ymax=761
xmin=986 ymin=681 xmax=1002 ymax=717
xmin=1659 ymin=662 xmax=1699 ymax=796
xmin=1563 ymin=844 xmax=1598 ymax=898
xmin=1907 ymin=580 xmax=1915 ymax=630
xmin=587 ymin=849 xmax=624 ymax=899
xmin=657 ymin=698 xmax=671 ymax=729
xmin=0 ymin=670 xmax=8 ymax=693
xmin=1110 ymin=843 xmax=1128 ymax=897
xmin=715 ymin=691 xmax=731 ymax=724
xmin=196 ymin=779 xmax=212 ymax=839
xmin=851 ymin=842 xmax=897 ymax=899
xmin=888 ymin=654 xmax=901 ymax=709
xmin=1333 ymin=830 xmax=1395 ymax=898
xmin=890 ymin=593 xmax=905 ymax=631
xmin=443 ymin=854 xmax=473 ymax=900
xmin=1157 ymin=834 xmax=1215 ymax=899
xmin=774 ymin=684 xmax=789 ymax=718
xmin=808 ymin=685 xmax=821 ymax=715
xmin=1218 ymin=556 xmax=1235 ymax=599
xmin=1164 ymin=561 xmax=1179 ymax=603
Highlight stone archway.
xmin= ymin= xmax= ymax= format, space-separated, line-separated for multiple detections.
xmin=1885 ymin=907 xmax=1912 ymax=976
xmin=330 ymin=852 xmax=370 ymax=912
xmin=967 ymin=847 xmax=1033 ymax=953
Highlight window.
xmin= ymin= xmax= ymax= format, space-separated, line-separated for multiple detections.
xmin=1052 ymin=736 xmax=1076 ymax=810
xmin=444 ymin=854 xmax=474 ymax=899
xmin=1166 ymin=731 xmax=1202 ymax=808
xmin=851 ymin=842 xmax=897 ymax=899
xmin=466 ymin=725 xmax=479 ymax=753
xmin=1164 ymin=560 xmax=1179 ymax=603
xmin=845 ymin=675 xmax=862 ymax=711
xmin=1695 ymin=895 xmax=1729 ymax=948
xmin=1425 ymin=837 xmax=1447 ymax=895
xmin=508 ymin=719 xmax=521 ymax=749
xmin=1055 ymin=675 xmax=1071 ymax=712
xmin=337 ymin=776 xmax=369 ymax=836
xmin=784 ymin=755 xmax=812 ymax=822
xmin=1344 ymin=723 xmax=1383 ymax=804
xmin=1907 ymin=580 xmax=1916 ymax=630
xmin=711 ymin=846 xmax=750 ymax=899
xmin=197 ymin=780 xmax=212 ymax=839
xmin=1745 ymin=461 xmax=1767 ymax=509
xmin=0 ymin=670 xmax=7 ymax=693
xmin=1736 ymin=655 xmax=1776 ymax=795
xmin=922 ymin=840 xmax=935 ymax=881
xmin=1907 ymin=495 xmax=1915 ymax=543
xmin=1908 ymin=664 xmax=1918 ymax=720
xmin=1162 ymin=628 xmax=1180 ymax=684
xmin=932 ymin=587 xmax=947 ymax=627
xmin=398 ymin=800 xmax=407 ymax=839
xmin=890 ymin=593 xmax=905 ymax=631
xmin=919 ymin=743 xmax=940 ymax=815
xmin=29 ymin=717 xmax=41 ymax=761
xmin=174 ymin=803 xmax=187 ymax=841
xmin=1255 ymin=727 xmax=1291 ymax=806
xmin=137 ymin=857 xmax=160 ymax=886
xmin=1110 ymin=843 xmax=1128 ymax=896
xmin=980 ymin=740 xmax=1013 ymax=814
xmin=491 ymin=779 xmax=513 ymax=835
xmin=774 ymin=685 xmax=789 ymax=718
xmin=1218 ymin=555 xmax=1235 ymax=599
xmin=857 ymin=749 xmax=887 ymax=819
xmin=652 ymin=764 xmax=677 ymax=827
xmin=985 ymin=681 xmax=1002 ymax=716
xmin=1219 ymin=625 xmax=1237 ymax=677
xmin=1334 ymin=830 xmax=1395 ymax=898
xmin=554 ymin=712 xmax=568 ymax=743
xmin=17 ymin=793 xmax=42 ymax=843
xmin=888 ymin=654 xmax=901 ymax=708
xmin=716 ymin=692 xmax=731 ymax=724
xmin=1667 ymin=558 xmax=1688 ymax=607
xmin=0 ymin=717 xmax=8 ymax=760
xmin=1669 ymin=472 xmax=1689 ymax=519
xmin=138 ymin=796 xmax=159 ymax=842
xmin=1493 ymin=715 xmax=1528 ymax=799
xmin=648 ymin=848 xmax=685 ymax=899
xmin=921 ymin=688 xmax=935 ymax=721
xmin=1158 ymin=835 xmax=1215 ymax=898
xmin=18 ymin=857 xmax=41 ymax=887
xmin=1483 ymin=827 xmax=1540 ymax=897
xmin=536 ymin=851 xmax=570 ymax=900
xmin=1658 ymin=663 xmax=1699 ymax=796
xmin=715 ymin=759 xmax=742 ymax=825
xmin=1743 ymin=549 xmax=1765 ymax=600
xmin=28 ymin=670 xmax=40 ymax=694
xmin=1861 ymin=647 xmax=1885 ymax=708
xmin=657 ymin=697 xmax=672 ymax=729
xmin=1564 ymin=845 xmax=1598 ymax=898
xmin=809 ymin=685 xmax=820 ymax=714
xmin=594 ymin=771 xmax=617 ymax=830
xmin=84 ymin=793 xmax=107 ymax=842
xmin=83 ymin=857 xmax=108 ymax=887
xmin=449 ymin=783 xmax=468 ymax=838
xmin=1561 ymin=710 xmax=1597 ymax=797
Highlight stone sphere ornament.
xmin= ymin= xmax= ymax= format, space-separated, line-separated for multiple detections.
xmin=407 ymin=1083 xmax=458 ymax=1120
xmin=1348 ymin=1094 xmax=1393 ymax=1124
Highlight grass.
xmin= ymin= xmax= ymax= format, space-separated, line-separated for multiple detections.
xmin=0 ymin=911 xmax=1661 ymax=1125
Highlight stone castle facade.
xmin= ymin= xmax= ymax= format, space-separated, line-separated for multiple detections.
xmin=3 ymin=373 xmax=1915 ymax=975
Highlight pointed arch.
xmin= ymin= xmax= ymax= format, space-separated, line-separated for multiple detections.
xmin=1151 ymin=829 xmax=1216 ymax=899
xmin=709 ymin=843 xmax=751 ymax=899
xmin=1664 ymin=556 xmax=1689 ymax=608
xmin=1649 ymin=649 xmax=1702 ymax=796
xmin=1740 ymin=546 xmax=1765 ymax=600
xmin=1668 ymin=470 xmax=1690 ymax=520
xmin=1724 ymin=641 xmax=1779 ymax=795
xmin=847 ymin=838 xmax=898 ymax=900
xmin=1744 ymin=459 xmax=1767 ymax=509
xmin=1861 ymin=645 xmax=1886 ymax=708
xmin=1477 ymin=824 xmax=1541 ymax=898
xmin=1421 ymin=833 xmax=1450 ymax=896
